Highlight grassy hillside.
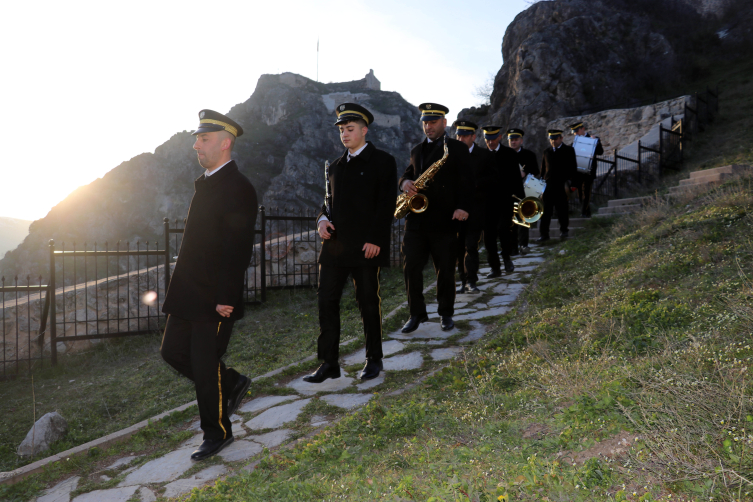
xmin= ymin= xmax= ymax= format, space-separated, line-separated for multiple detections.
xmin=178 ymin=59 xmax=753 ymax=502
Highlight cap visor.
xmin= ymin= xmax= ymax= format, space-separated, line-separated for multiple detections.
xmin=191 ymin=124 xmax=225 ymax=135
xmin=421 ymin=116 xmax=444 ymax=122
xmin=456 ymin=130 xmax=474 ymax=136
xmin=484 ymin=134 xmax=501 ymax=140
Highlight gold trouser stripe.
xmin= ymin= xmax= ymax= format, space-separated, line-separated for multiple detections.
xmin=216 ymin=322 xmax=227 ymax=439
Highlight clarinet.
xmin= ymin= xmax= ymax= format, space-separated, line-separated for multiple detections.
xmin=324 ymin=160 xmax=336 ymax=239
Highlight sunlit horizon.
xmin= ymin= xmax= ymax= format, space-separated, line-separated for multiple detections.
xmin=2 ymin=0 xmax=528 ymax=222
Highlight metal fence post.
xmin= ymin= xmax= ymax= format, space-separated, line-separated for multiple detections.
xmin=259 ymin=205 xmax=267 ymax=303
xmin=637 ymin=140 xmax=642 ymax=185
xmin=163 ymin=217 xmax=171 ymax=300
xmin=613 ymin=149 xmax=618 ymax=199
xmin=48 ymin=240 xmax=57 ymax=366
xmin=659 ymin=125 xmax=664 ymax=173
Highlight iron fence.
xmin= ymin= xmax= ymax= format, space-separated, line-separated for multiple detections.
xmin=0 ymin=276 xmax=50 ymax=381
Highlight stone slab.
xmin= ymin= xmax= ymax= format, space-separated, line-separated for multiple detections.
xmin=342 ymin=340 xmax=405 ymax=366
xmin=454 ymin=306 xmax=511 ymax=321
xmin=245 ymin=399 xmax=312 ymax=430
xmin=230 ymin=414 xmax=242 ymax=423
xmin=162 ymin=464 xmax=228 ymax=498
xmin=288 ymin=374 xmax=355 ymax=396
xmin=105 ymin=456 xmax=138 ymax=471
xmin=455 ymin=292 xmax=483 ymax=302
xmin=138 ymin=487 xmax=157 ymax=502
xmin=403 ymin=340 xmax=445 ymax=345
xmin=181 ymin=433 xmax=203 ymax=449
xmin=515 ymin=256 xmax=545 ymax=264
xmin=388 ymin=322 xmax=455 ymax=340
xmin=430 ymin=347 xmax=464 ymax=361
xmin=118 ymin=448 xmax=195 ymax=486
xmin=239 ymin=395 xmax=299 ymax=414
xmin=459 ymin=321 xmax=487 ymax=343
xmin=429 ymin=308 xmax=476 ymax=319
xmin=37 ymin=476 xmax=80 ymax=502
xmin=514 ymin=266 xmax=538 ymax=272
xmin=188 ymin=420 xmax=201 ymax=431
xmin=71 ymin=485 xmax=139 ymax=502
xmin=321 ymin=393 xmax=374 ymax=410
xmin=310 ymin=415 xmax=329 ymax=427
xmin=383 ymin=351 xmax=424 ymax=371
xmin=217 ymin=440 xmax=263 ymax=462
xmin=487 ymin=295 xmax=518 ymax=306
xmin=232 ymin=422 xmax=247 ymax=438
xmin=356 ymin=374 xmax=385 ymax=390
xmin=248 ymin=429 xmax=294 ymax=449
xmin=493 ymin=283 xmax=526 ymax=295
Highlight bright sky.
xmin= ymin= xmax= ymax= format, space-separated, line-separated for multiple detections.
xmin=2 ymin=0 xmax=529 ymax=221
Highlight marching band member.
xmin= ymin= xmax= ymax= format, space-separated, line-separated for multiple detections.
xmin=507 ymin=128 xmax=539 ymax=254
xmin=570 ymin=121 xmax=604 ymax=217
xmin=537 ymin=129 xmax=577 ymax=242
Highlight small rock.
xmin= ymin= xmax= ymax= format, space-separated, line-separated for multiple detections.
xmin=17 ymin=412 xmax=68 ymax=457
xmin=105 ymin=455 xmax=138 ymax=471
xmin=310 ymin=415 xmax=329 ymax=427
xmin=559 ymin=250 xmax=566 ymax=255
xmin=430 ymin=347 xmax=463 ymax=361
xmin=383 ymin=351 xmax=423 ymax=371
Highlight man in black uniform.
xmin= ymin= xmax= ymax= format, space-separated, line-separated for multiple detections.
xmin=399 ymin=103 xmax=473 ymax=333
xmin=481 ymin=125 xmax=523 ymax=275
xmin=570 ymin=121 xmax=604 ymax=217
xmin=453 ymin=120 xmax=492 ymax=294
xmin=161 ymin=109 xmax=257 ymax=461
xmin=304 ymin=103 xmax=397 ymax=384
xmin=507 ymin=128 xmax=539 ymax=254
xmin=537 ymin=129 xmax=577 ymax=242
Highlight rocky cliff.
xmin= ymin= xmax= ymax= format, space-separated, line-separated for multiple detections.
xmin=0 ymin=72 xmax=422 ymax=283
xmin=0 ymin=217 xmax=31 ymax=258
xmin=457 ymin=0 xmax=708 ymax=156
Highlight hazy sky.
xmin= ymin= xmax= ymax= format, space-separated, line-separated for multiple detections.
xmin=2 ymin=0 xmax=529 ymax=221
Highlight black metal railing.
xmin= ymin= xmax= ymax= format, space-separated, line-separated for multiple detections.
xmin=0 ymin=276 xmax=50 ymax=381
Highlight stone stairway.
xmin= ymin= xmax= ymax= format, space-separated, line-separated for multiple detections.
xmin=529 ymin=217 xmax=588 ymax=239
xmin=595 ymin=164 xmax=751 ymax=217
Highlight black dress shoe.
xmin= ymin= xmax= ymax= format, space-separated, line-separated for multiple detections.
xmin=486 ymin=270 xmax=502 ymax=279
xmin=456 ymin=283 xmax=466 ymax=294
xmin=191 ymin=437 xmax=234 ymax=461
xmin=302 ymin=362 xmax=341 ymax=383
xmin=401 ymin=314 xmax=429 ymax=333
xmin=441 ymin=316 xmax=455 ymax=331
xmin=465 ymin=283 xmax=480 ymax=294
xmin=535 ymin=236 xmax=550 ymax=243
xmin=560 ymin=231 xmax=569 ymax=239
xmin=520 ymin=246 xmax=530 ymax=255
xmin=503 ymin=257 xmax=515 ymax=274
xmin=227 ymin=374 xmax=251 ymax=417
xmin=360 ymin=359 xmax=383 ymax=380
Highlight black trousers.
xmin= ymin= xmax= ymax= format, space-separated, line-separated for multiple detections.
xmin=456 ymin=222 xmax=483 ymax=285
xmin=518 ymin=225 xmax=530 ymax=248
xmin=484 ymin=207 xmax=517 ymax=271
xmin=576 ymin=175 xmax=594 ymax=216
xmin=403 ymin=229 xmax=457 ymax=318
xmin=317 ymin=265 xmax=383 ymax=365
xmin=539 ymin=187 xmax=569 ymax=238
xmin=161 ymin=315 xmax=239 ymax=441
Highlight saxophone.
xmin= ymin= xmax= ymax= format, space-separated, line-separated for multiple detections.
xmin=394 ymin=141 xmax=449 ymax=219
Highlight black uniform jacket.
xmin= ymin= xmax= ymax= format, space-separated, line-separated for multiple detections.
xmin=466 ymin=144 xmax=495 ymax=230
xmin=584 ymin=133 xmax=605 ymax=178
xmin=162 ymin=161 xmax=258 ymax=321
xmin=317 ymin=142 xmax=397 ymax=268
xmin=398 ymin=135 xmax=474 ymax=233
xmin=487 ymin=145 xmax=525 ymax=211
xmin=541 ymin=144 xmax=578 ymax=194
xmin=515 ymin=147 xmax=540 ymax=178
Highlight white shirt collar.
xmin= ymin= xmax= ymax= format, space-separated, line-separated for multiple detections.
xmin=492 ymin=144 xmax=500 ymax=152
xmin=426 ymin=133 xmax=446 ymax=144
xmin=516 ymin=147 xmax=522 ymax=153
xmin=205 ymin=159 xmax=232 ymax=178
xmin=347 ymin=143 xmax=368 ymax=161
xmin=469 ymin=143 xmax=475 ymax=153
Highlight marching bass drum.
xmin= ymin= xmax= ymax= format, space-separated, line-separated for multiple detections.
xmin=523 ymin=174 xmax=546 ymax=199
xmin=573 ymin=135 xmax=599 ymax=175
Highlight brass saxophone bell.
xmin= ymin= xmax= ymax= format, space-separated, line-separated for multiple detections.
xmin=512 ymin=195 xmax=543 ymax=228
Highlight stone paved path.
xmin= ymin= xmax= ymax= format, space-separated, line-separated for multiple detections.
xmin=35 ymin=248 xmax=545 ymax=502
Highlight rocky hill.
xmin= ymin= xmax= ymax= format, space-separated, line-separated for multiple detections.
xmin=0 ymin=72 xmax=423 ymax=283
xmin=457 ymin=0 xmax=711 ymax=156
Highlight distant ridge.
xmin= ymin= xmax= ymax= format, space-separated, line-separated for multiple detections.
xmin=0 ymin=217 xmax=31 ymax=259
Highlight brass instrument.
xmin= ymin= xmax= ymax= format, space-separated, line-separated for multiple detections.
xmin=394 ymin=141 xmax=449 ymax=219
xmin=512 ymin=195 xmax=544 ymax=228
